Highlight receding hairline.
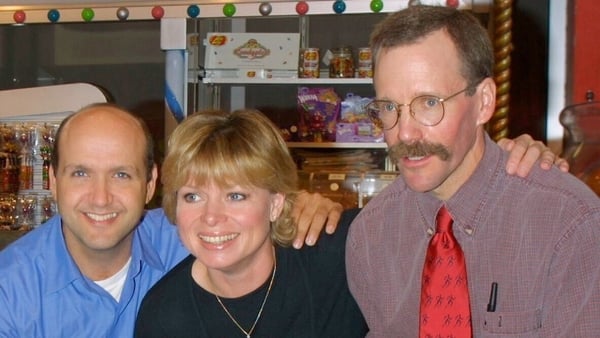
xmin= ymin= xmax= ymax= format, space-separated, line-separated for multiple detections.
xmin=51 ymin=103 xmax=156 ymax=182
xmin=63 ymin=104 xmax=145 ymax=135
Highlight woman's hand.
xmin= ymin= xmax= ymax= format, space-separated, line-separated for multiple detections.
xmin=291 ymin=190 xmax=343 ymax=249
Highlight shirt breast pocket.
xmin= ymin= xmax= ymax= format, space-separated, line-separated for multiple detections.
xmin=483 ymin=308 xmax=542 ymax=334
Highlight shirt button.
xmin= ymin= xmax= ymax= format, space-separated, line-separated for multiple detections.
xmin=426 ymin=227 xmax=435 ymax=236
xmin=464 ymin=226 xmax=474 ymax=236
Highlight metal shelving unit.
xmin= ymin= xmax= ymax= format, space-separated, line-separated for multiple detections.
xmin=201 ymin=77 xmax=373 ymax=85
xmin=188 ymin=1 xmax=479 ymax=171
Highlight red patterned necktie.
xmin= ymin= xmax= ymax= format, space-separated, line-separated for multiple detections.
xmin=419 ymin=206 xmax=472 ymax=338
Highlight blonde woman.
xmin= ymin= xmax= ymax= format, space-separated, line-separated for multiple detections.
xmin=135 ymin=109 xmax=367 ymax=337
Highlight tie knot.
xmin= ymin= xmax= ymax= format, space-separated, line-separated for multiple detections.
xmin=436 ymin=206 xmax=453 ymax=233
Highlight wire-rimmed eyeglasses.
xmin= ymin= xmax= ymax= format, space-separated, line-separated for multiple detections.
xmin=365 ymin=85 xmax=473 ymax=130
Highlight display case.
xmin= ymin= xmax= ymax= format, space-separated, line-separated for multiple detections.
xmin=191 ymin=12 xmax=397 ymax=203
xmin=179 ymin=1 xmax=487 ymax=205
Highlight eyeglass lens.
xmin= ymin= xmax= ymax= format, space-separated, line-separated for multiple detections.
xmin=367 ymin=95 xmax=444 ymax=129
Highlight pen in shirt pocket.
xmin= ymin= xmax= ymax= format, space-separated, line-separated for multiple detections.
xmin=487 ymin=282 xmax=498 ymax=312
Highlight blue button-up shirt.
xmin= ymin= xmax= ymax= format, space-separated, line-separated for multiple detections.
xmin=0 ymin=208 xmax=189 ymax=337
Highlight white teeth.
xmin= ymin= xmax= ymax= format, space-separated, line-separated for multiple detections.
xmin=86 ymin=212 xmax=117 ymax=222
xmin=407 ymin=156 xmax=425 ymax=161
xmin=199 ymin=233 xmax=238 ymax=245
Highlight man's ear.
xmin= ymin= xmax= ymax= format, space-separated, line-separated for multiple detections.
xmin=476 ymin=77 xmax=497 ymax=126
xmin=145 ymin=164 xmax=159 ymax=204
xmin=49 ymin=165 xmax=57 ymax=201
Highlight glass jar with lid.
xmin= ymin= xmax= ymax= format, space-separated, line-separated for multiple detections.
xmin=559 ymin=91 xmax=600 ymax=195
xmin=329 ymin=47 xmax=355 ymax=78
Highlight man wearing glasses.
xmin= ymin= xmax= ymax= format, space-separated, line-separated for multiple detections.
xmin=366 ymin=85 xmax=473 ymax=129
xmin=347 ymin=5 xmax=600 ymax=337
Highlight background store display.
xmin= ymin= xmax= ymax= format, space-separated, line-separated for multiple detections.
xmin=298 ymin=48 xmax=320 ymax=78
xmin=295 ymin=88 xmax=382 ymax=143
xmin=302 ymin=170 xmax=398 ymax=209
xmin=203 ymin=31 xmax=372 ymax=79
xmin=0 ymin=122 xmax=57 ymax=231
xmin=293 ymin=148 xmax=382 ymax=172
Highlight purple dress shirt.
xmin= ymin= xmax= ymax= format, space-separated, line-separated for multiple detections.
xmin=347 ymin=134 xmax=600 ymax=337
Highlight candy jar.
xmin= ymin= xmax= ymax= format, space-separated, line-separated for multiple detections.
xmin=329 ymin=47 xmax=355 ymax=78
xmin=559 ymin=90 xmax=600 ymax=195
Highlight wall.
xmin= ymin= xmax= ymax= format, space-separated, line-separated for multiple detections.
xmin=547 ymin=0 xmax=600 ymax=154
xmin=507 ymin=0 xmax=549 ymax=142
xmin=547 ymin=0 xmax=567 ymax=153
xmin=568 ymin=0 xmax=600 ymax=104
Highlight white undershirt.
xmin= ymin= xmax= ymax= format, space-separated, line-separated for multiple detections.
xmin=94 ymin=257 xmax=132 ymax=302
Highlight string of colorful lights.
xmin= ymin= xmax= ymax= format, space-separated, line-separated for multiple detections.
xmin=0 ymin=1 xmax=467 ymax=25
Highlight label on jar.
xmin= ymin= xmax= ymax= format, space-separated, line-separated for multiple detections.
xmin=299 ymin=48 xmax=320 ymax=78
xmin=357 ymin=47 xmax=373 ymax=78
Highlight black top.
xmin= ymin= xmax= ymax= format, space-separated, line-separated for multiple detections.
xmin=135 ymin=209 xmax=367 ymax=338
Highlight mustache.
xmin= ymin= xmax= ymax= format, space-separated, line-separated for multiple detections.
xmin=388 ymin=141 xmax=450 ymax=162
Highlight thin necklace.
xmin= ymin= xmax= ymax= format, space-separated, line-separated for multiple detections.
xmin=215 ymin=249 xmax=277 ymax=338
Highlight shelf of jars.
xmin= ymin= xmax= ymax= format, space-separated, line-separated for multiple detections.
xmin=201 ymin=76 xmax=372 ymax=85
xmin=200 ymin=65 xmax=374 ymax=84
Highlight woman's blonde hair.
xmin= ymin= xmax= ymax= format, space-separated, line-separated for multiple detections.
xmin=162 ymin=109 xmax=299 ymax=246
